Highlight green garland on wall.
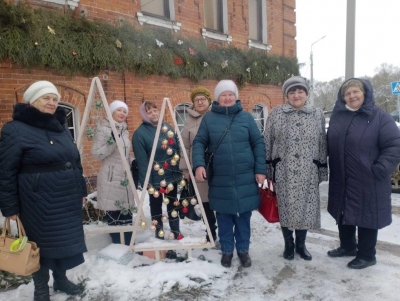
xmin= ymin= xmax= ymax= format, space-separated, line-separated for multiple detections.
xmin=0 ymin=0 xmax=300 ymax=86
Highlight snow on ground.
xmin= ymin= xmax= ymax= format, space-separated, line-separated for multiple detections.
xmin=1 ymin=182 xmax=400 ymax=301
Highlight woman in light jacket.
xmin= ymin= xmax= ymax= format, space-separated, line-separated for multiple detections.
xmin=264 ymin=76 xmax=328 ymax=261
xmin=179 ymin=87 xmax=217 ymax=243
xmin=91 ymin=100 xmax=134 ymax=245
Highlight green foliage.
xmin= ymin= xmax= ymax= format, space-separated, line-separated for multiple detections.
xmin=0 ymin=0 xmax=300 ymax=85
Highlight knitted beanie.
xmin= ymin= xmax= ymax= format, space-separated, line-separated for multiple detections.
xmin=214 ymin=80 xmax=239 ymax=101
xmin=109 ymin=100 xmax=128 ymax=114
xmin=282 ymin=76 xmax=309 ymax=97
xmin=23 ymin=81 xmax=61 ymax=104
xmin=191 ymin=87 xmax=212 ymax=104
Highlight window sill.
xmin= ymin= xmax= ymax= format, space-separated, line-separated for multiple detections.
xmin=137 ymin=12 xmax=181 ymax=32
xmin=202 ymin=29 xmax=232 ymax=44
xmin=248 ymin=40 xmax=272 ymax=52
xmin=41 ymin=0 xmax=80 ymax=9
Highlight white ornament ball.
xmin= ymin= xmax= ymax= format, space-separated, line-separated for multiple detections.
xmin=201 ymin=237 xmax=208 ymax=244
xmin=150 ymin=225 xmax=156 ymax=231
xmin=168 ymin=233 xmax=175 ymax=240
xmin=161 ymin=215 xmax=168 ymax=222
xmin=161 ymin=125 xmax=168 ymax=133
xmin=160 ymin=180 xmax=167 ymax=187
xmin=190 ymin=198 xmax=197 ymax=205
xmin=153 ymin=190 xmax=160 ymax=198
xmin=167 ymin=130 xmax=174 ymax=138
xmin=166 ymin=148 xmax=173 ymax=155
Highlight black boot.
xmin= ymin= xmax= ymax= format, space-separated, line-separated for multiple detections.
xmin=281 ymin=227 xmax=294 ymax=260
xmin=32 ymin=266 xmax=50 ymax=301
xmin=237 ymin=252 xmax=252 ymax=268
xmin=169 ymin=218 xmax=183 ymax=239
xmin=295 ymin=230 xmax=312 ymax=261
xmin=53 ymin=270 xmax=83 ymax=296
xmin=220 ymin=253 xmax=233 ymax=268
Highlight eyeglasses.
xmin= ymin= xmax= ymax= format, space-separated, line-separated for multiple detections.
xmin=194 ymin=97 xmax=208 ymax=103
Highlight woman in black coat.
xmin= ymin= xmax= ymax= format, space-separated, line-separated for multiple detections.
xmin=327 ymin=78 xmax=400 ymax=269
xmin=0 ymin=81 xmax=87 ymax=300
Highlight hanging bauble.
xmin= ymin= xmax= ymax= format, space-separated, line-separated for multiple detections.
xmin=182 ymin=207 xmax=189 ymax=213
xmin=140 ymin=221 xmax=146 ymax=228
xmin=158 ymin=230 xmax=165 ymax=238
xmin=167 ymin=130 xmax=174 ymax=138
xmin=171 ymin=210 xmax=178 ymax=218
xmin=162 ymin=139 xmax=168 ymax=145
xmin=179 ymin=179 xmax=186 ymax=187
xmin=161 ymin=215 xmax=168 ymax=222
xmin=162 ymin=125 xmax=168 ymax=133
xmin=160 ymin=180 xmax=167 ymax=187
xmin=161 ymin=144 xmax=168 ymax=150
xmin=165 ymin=188 xmax=170 ymax=194
xmin=182 ymin=199 xmax=189 ymax=207
xmin=173 ymin=200 xmax=180 ymax=206
xmin=201 ymin=237 xmax=208 ymax=244
xmin=153 ymin=190 xmax=160 ymax=198
xmin=153 ymin=163 xmax=160 ymax=171
xmin=168 ymin=137 xmax=174 ymax=145
xmin=159 ymin=187 xmax=165 ymax=194
xmin=177 ymin=233 xmax=184 ymax=240
xmin=168 ymin=232 xmax=175 ymax=240
xmin=173 ymin=153 xmax=180 ymax=161
xmin=190 ymin=198 xmax=197 ymax=205
xmin=151 ymin=220 xmax=158 ymax=226
xmin=167 ymin=183 xmax=174 ymax=191
xmin=158 ymin=168 xmax=165 ymax=175
xmin=148 ymin=187 xmax=155 ymax=194
xmin=166 ymin=148 xmax=173 ymax=155
xmin=171 ymin=159 xmax=177 ymax=166
xmin=163 ymin=197 xmax=169 ymax=205
xmin=149 ymin=225 xmax=156 ymax=231
xmin=163 ymin=162 xmax=169 ymax=169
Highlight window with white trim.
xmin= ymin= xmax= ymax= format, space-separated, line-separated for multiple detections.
xmin=40 ymin=0 xmax=80 ymax=10
xmin=248 ymin=0 xmax=268 ymax=50
xmin=202 ymin=0 xmax=231 ymax=43
xmin=59 ymin=104 xmax=77 ymax=139
xmin=141 ymin=0 xmax=171 ymax=19
xmin=252 ymin=103 xmax=268 ymax=134
xmin=174 ymin=103 xmax=191 ymax=133
xmin=137 ymin=0 xmax=181 ymax=32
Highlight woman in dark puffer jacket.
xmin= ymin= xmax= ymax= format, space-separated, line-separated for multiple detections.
xmin=0 ymin=81 xmax=87 ymax=300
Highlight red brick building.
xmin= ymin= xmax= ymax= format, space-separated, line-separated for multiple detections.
xmin=0 ymin=0 xmax=297 ymax=151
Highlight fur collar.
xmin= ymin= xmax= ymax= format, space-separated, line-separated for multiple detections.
xmin=12 ymin=103 xmax=67 ymax=133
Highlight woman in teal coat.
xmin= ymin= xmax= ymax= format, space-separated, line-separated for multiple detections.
xmin=193 ymin=80 xmax=266 ymax=268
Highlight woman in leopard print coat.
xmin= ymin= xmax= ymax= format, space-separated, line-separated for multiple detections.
xmin=264 ymin=76 xmax=328 ymax=262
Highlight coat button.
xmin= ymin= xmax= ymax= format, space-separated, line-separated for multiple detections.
xmin=65 ymin=162 xmax=72 ymax=169
xmin=295 ymin=138 xmax=300 ymax=142
xmin=294 ymin=153 xmax=300 ymax=158
xmin=296 ymin=123 xmax=301 ymax=127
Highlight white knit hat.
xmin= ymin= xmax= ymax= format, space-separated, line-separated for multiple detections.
xmin=109 ymin=100 xmax=128 ymax=114
xmin=214 ymin=80 xmax=239 ymax=101
xmin=23 ymin=81 xmax=61 ymax=104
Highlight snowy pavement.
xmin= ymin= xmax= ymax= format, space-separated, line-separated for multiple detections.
xmin=1 ymin=182 xmax=400 ymax=301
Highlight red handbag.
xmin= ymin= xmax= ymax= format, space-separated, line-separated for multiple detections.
xmin=258 ymin=180 xmax=279 ymax=223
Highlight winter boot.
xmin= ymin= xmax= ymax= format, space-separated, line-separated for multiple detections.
xmin=32 ymin=266 xmax=50 ymax=301
xmin=281 ymin=227 xmax=295 ymax=260
xmin=295 ymin=230 xmax=312 ymax=261
xmin=220 ymin=253 xmax=233 ymax=268
xmin=169 ymin=218 xmax=183 ymax=240
xmin=53 ymin=270 xmax=83 ymax=295
xmin=237 ymin=252 xmax=252 ymax=268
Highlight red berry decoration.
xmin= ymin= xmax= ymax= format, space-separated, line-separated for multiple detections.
xmin=163 ymin=162 xmax=169 ymax=169
xmin=159 ymin=187 xmax=165 ymax=193
xmin=182 ymin=207 xmax=189 ymax=213
xmin=168 ymin=137 xmax=174 ymax=145
xmin=177 ymin=233 xmax=184 ymax=240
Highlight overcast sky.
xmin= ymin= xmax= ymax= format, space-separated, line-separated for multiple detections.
xmin=296 ymin=0 xmax=400 ymax=83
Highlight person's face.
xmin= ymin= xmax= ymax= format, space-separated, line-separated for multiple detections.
xmin=287 ymin=88 xmax=307 ymax=110
xmin=344 ymin=86 xmax=365 ymax=110
xmin=146 ymin=107 xmax=159 ymax=123
xmin=218 ymin=91 xmax=236 ymax=107
xmin=193 ymin=95 xmax=209 ymax=114
xmin=31 ymin=93 xmax=59 ymax=114
xmin=112 ymin=107 xmax=128 ymax=123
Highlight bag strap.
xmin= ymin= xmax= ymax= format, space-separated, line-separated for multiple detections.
xmin=208 ymin=113 xmax=238 ymax=157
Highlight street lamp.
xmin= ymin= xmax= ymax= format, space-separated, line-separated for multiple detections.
xmin=310 ymin=35 xmax=326 ymax=106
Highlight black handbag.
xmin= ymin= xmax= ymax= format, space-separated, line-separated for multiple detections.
xmin=179 ymin=180 xmax=201 ymax=221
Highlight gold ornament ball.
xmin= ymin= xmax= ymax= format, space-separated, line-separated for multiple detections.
xmin=158 ymin=168 xmax=165 ymax=176
xmin=162 ymin=125 xmax=168 ymax=133
xmin=171 ymin=210 xmax=178 ymax=218
xmin=161 ymin=215 xmax=168 ymax=222
xmin=167 ymin=183 xmax=174 ymax=191
xmin=148 ymin=187 xmax=155 ymax=194
xmin=168 ymin=233 xmax=175 ymax=240
xmin=173 ymin=154 xmax=180 ymax=161
xmin=167 ymin=130 xmax=174 ymax=138
xmin=153 ymin=190 xmax=160 ymax=198
xmin=179 ymin=179 xmax=186 ymax=187
xmin=163 ymin=197 xmax=170 ymax=205
xmin=166 ymin=148 xmax=173 ymax=155
xmin=162 ymin=139 xmax=168 ymax=145
xmin=182 ymin=199 xmax=189 ymax=207
xmin=160 ymin=180 xmax=167 ymax=187
xmin=149 ymin=225 xmax=156 ymax=231
xmin=190 ymin=198 xmax=197 ymax=205
xmin=153 ymin=163 xmax=160 ymax=171
xmin=170 ymin=159 xmax=177 ymax=166
xmin=140 ymin=221 xmax=146 ymax=228
xmin=158 ymin=230 xmax=165 ymax=238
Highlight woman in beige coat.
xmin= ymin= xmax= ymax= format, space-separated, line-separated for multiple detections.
xmin=92 ymin=100 xmax=135 ymax=245
xmin=179 ymin=87 xmax=217 ymax=242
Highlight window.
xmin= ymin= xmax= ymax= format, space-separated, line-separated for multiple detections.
xmin=248 ymin=0 xmax=268 ymax=49
xmin=141 ymin=0 xmax=170 ymax=19
xmin=41 ymin=0 xmax=80 ymax=10
xmin=252 ymin=103 xmax=268 ymax=134
xmin=174 ymin=103 xmax=191 ymax=133
xmin=59 ymin=104 xmax=77 ymax=139
xmin=202 ymin=0 xmax=231 ymax=43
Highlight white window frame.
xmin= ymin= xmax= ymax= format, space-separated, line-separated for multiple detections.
xmin=202 ymin=0 xmax=232 ymax=43
xmin=248 ymin=0 xmax=269 ymax=50
xmin=40 ymin=0 xmax=80 ymax=10
xmin=137 ymin=0 xmax=181 ymax=32
xmin=59 ymin=103 xmax=79 ymax=139
xmin=252 ymin=103 xmax=268 ymax=135
xmin=174 ymin=103 xmax=192 ymax=133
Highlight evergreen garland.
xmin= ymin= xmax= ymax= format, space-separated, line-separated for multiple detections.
xmin=0 ymin=0 xmax=300 ymax=86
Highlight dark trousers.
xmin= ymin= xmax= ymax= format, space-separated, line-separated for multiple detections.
xmin=338 ymin=223 xmax=378 ymax=261
xmin=202 ymin=202 xmax=217 ymax=241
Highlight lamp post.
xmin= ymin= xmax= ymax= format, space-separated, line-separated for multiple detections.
xmin=310 ymin=35 xmax=326 ymax=106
